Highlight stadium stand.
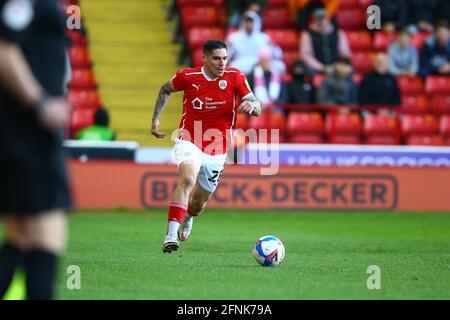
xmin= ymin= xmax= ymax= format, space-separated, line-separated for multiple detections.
xmin=67 ymin=0 xmax=450 ymax=147
xmin=66 ymin=0 xmax=183 ymax=147
xmin=287 ymin=112 xmax=324 ymax=144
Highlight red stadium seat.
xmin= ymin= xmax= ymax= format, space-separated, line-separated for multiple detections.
xmin=289 ymin=135 xmax=324 ymax=143
xmin=68 ymin=68 xmax=97 ymax=89
xmin=440 ymin=115 xmax=450 ymax=145
xmin=366 ymin=135 xmax=400 ymax=145
xmin=176 ymin=0 xmax=223 ymax=8
xmin=359 ymin=0 xmax=374 ymax=6
xmin=192 ymin=48 xmax=203 ymax=67
xmin=396 ymin=76 xmax=424 ymax=94
xmin=352 ymin=73 xmax=363 ymax=84
xmin=68 ymin=46 xmax=91 ymax=67
xmin=66 ymin=30 xmax=87 ymax=46
xmin=329 ymin=135 xmax=362 ymax=144
xmin=235 ymin=113 xmax=249 ymax=131
xmin=249 ymin=111 xmax=269 ymax=130
xmin=313 ymin=74 xmax=325 ymax=88
xmin=267 ymin=0 xmax=287 ymax=7
xmin=373 ymin=32 xmax=397 ymax=51
xmin=180 ymin=6 xmax=222 ymax=30
xmin=345 ymin=31 xmax=372 ymax=52
xmin=287 ymin=112 xmax=323 ymax=133
xmin=268 ymin=112 xmax=286 ymax=131
xmin=70 ymin=108 xmax=95 ymax=137
xmin=339 ymin=0 xmax=364 ymax=9
xmin=287 ymin=112 xmax=324 ymax=143
xmin=425 ymin=76 xmax=450 ymax=95
xmin=187 ymin=27 xmax=225 ymax=52
xmin=265 ymin=29 xmax=299 ymax=51
xmin=406 ymin=134 xmax=444 ymax=146
xmin=326 ymin=113 xmax=362 ymax=144
xmin=401 ymin=94 xmax=429 ymax=113
xmin=336 ymin=9 xmax=365 ymax=30
xmin=266 ymin=111 xmax=287 ymax=142
xmin=431 ymin=95 xmax=450 ymax=114
xmin=262 ymin=8 xmax=292 ymax=29
xmin=351 ymin=51 xmax=374 ymax=74
xmin=402 ymin=114 xmax=439 ymax=136
xmin=68 ymin=89 xmax=101 ymax=110
xmin=248 ymin=111 xmax=286 ymax=142
xmin=364 ymin=114 xmax=401 ymax=145
xmin=411 ymin=32 xmax=431 ymax=50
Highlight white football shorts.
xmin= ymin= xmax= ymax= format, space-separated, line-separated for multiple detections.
xmin=171 ymin=139 xmax=227 ymax=193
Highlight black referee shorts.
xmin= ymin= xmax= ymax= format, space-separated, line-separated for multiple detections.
xmin=0 ymin=126 xmax=72 ymax=216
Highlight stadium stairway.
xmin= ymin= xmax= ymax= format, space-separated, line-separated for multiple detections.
xmin=79 ymin=0 xmax=182 ymax=147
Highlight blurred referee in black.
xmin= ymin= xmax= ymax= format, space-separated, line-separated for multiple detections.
xmin=0 ymin=0 xmax=72 ymax=299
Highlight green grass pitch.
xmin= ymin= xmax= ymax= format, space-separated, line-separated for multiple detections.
xmin=46 ymin=209 xmax=450 ymax=300
xmin=2 ymin=210 xmax=448 ymax=300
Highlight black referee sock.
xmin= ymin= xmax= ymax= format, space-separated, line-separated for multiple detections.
xmin=0 ymin=243 xmax=25 ymax=298
xmin=25 ymin=249 xmax=58 ymax=300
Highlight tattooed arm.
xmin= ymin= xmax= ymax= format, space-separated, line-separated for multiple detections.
xmin=151 ymin=80 xmax=177 ymax=138
xmin=237 ymin=92 xmax=262 ymax=117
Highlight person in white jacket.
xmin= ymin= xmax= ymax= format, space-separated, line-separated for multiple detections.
xmin=227 ymin=11 xmax=282 ymax=75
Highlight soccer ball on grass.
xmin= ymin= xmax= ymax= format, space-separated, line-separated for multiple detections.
xmin=252 ymin=235 xmax=285 ymax=267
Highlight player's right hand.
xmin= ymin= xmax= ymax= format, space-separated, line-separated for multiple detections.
xmin=151 ymin=119 xmax=167 ymax=138
xmin=37 ymin=97 xmax=70 ymax=132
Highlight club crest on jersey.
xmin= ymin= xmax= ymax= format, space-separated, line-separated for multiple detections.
xmin=219 ymin=80 xmax=227 ymax=90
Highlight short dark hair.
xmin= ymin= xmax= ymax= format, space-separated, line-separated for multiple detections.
xmin=94 ymin=107 xmax=109 ymax=127
xmin=203 ymin=40 xmax=227 ymax=55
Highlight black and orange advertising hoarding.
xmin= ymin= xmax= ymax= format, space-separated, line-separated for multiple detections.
xmin=69 ymin=161 xmax=450 ymax=212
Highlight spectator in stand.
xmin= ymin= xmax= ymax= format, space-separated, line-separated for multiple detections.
xmin=405 ymin=0 xmax=440 ymax=34
xmin=77 ymin=107 xmax=116 ymax=141
xmin=287 ymin=0 xmax=340 ymax=31
xmin=227 ymin=11 xmax=272 ymax=75
xmin=317 ymin=57 xmax=358 ymax=112
xmin=247 ymin=47 xmax=285 ymax=109
xmin=373 ymin=0 xmax=408 ymax=33
xmin=388 ymin=29 xmax=419 ymax=76
xmin=420 ymin=21 xmax=450 ymax=76
xmin=225 ymin=0 xmax=268 ymax=29
xmin=281 ymin=60 xmax=315 ymax=106
xmin=300 ymin=8 xmax=351 ymax=75
xmin=359 ymin=53 xmax=401 ymax=114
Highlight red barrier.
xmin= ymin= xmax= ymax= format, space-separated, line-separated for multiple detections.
xmin=69 ymin=161 xmax=450 ymax=212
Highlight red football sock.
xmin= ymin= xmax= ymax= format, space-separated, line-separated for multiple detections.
xmin=168 ymin=202 xmax=187 ymax=223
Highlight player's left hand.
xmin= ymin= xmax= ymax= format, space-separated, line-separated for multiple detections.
xmin=151 ymin=119 xmax=166 ymax=138
xmin=238 ymin=101 xmax=255 ymax=114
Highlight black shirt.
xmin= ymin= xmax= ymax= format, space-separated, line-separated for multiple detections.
xmin=0 ymin=0 xmax=68 ymax=145
xmin=359 ymin=72 xmax=401 ymax=106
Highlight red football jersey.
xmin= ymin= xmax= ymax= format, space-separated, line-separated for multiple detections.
xmin=171 ymin=66 xmax=252 ymax=155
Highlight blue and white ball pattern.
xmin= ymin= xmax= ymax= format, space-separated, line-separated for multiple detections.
xmin=253 ymin=235 xmax=285 ymax=267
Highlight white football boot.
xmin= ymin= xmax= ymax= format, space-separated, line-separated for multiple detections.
xmin=178 ymin=215 xmax=194 ymax=241
xmin=162 ymin=233 xmax=179 ymax=253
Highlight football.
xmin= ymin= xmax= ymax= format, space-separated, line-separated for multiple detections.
xmin=252 ymin=235 xmax=285 ymax=267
